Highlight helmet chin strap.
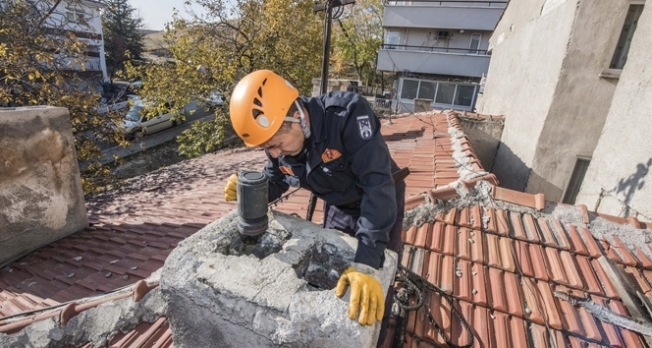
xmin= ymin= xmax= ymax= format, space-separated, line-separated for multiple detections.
xmin=283 ymin=100 xmax=311 ymax=138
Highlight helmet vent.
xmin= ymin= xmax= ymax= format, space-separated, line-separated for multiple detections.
xmin=253 ymin=97 xmax=263 ymax=107
xmin=252 ymin=108 xmax=264 ymax=119
xmin=257 ymin=87 xmax=263 ymax=98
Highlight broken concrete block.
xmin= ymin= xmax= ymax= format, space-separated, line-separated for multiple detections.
xmin=161 ymin=211 xmax=398 ymax=348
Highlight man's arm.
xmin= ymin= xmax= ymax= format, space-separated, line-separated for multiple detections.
xmin=341 ymin=96 xmax=397 ymax=269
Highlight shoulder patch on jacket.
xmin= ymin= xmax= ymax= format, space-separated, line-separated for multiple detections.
xmin=356 ymin=115 xmax=373 ymax=140
xmin=279 ymin=166 xmax=295 ymax=176
xmin=321 ymin=148 xmax=342 ymax=163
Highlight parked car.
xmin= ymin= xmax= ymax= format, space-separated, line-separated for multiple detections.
xmin=122 ymin=97 xmax=198 ymax=140
xmin=96 ymin=94 xmax=136 ymax=114
xmin=207 ymin=91 xmax=223 ymax=108
xmin=195 ymin=90 xmax=224 ymax=112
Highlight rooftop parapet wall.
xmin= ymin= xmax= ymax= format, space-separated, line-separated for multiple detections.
xmin=0 ymin=106 xmax=88 ymax=266
xmin=161 ymin=210 xmax=398 ymax=348
xmin=453 ymin=111 xmax=504 ymax=171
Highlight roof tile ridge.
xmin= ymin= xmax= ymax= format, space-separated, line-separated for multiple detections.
xmin=404 ymin=181 xmax=550 ymax=220
xmin=452 ymin=109 xmax=505 ymax=121
xmin=0 ymin=279 xmax=160 ymax=334
xmin=444 ymin=111 xmax=489 ymax=181
xmin=593 ymin=212 xmax=644 ymax=230
xmin=404 ymin=175 xmax=500 ymax=211
xmin=492 ymin=186 xmax=546 ymax=211
xmin=549 ymin=201 xmax=650 ymax=231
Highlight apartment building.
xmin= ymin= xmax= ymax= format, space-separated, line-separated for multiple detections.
xmin=376 ymin=0 xmax=507 ymax=112
xmin=40 ymin=0 xmax=109 ymax=85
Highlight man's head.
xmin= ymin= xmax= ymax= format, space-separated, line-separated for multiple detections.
xmin=258 ymin=100 xmax=310 ymax=158
xmin=230 ymin=70 xmax=303 ymax=151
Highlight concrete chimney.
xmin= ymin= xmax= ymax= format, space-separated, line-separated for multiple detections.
xmin=161 ymin=211 xmax=398 ymax=348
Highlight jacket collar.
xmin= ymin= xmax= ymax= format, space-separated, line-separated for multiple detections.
xmin=301 ymin=96 xmax=326 ymax=144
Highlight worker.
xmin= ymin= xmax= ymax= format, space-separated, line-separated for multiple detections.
xmin=224 ymin=70 xmax=405 ymax=346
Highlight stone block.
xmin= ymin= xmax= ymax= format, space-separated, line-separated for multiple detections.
xmin=161 ymin=211 xmax=398 ymax=348
xmin=0 ymin=106 xmax=87 ymax=265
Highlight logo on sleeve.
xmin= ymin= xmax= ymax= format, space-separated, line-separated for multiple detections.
xmin=356 ymin=115 xmax=372 ymax=140
xmin=279 ymin=166 xmax=295 ymax=176
xmin=321 ymin=148 xmax=342 ymax=163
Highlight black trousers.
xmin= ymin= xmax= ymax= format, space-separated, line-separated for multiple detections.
xmin=323 ymin=182 xmax=405 ymax=347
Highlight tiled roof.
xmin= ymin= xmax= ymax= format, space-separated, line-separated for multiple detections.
xmin=384 ymin=182 xmax=652 ymax=348
xmin=2 ymin=110 xmax=651 ymax=348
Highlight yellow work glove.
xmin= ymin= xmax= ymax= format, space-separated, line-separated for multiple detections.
xmin=335 ymin=262 xmax=385 ymax=326
xmin=224 ymin=173 xmax=238 ymax=201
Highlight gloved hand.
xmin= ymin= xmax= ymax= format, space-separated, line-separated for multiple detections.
xmin=335 ymin=262 xmax=385 ymax=326
xmin=224 ymin=173 xmax=238 ymax=201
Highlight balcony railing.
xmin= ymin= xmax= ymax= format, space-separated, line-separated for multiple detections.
xmin=382 ymin=44 xmax=489 ymax=56
xmin=386 ymin=0 xmax=507 ymax=7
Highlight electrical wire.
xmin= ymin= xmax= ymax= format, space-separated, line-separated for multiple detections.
xmin=394 ymin=256 xmax=474 ymax=348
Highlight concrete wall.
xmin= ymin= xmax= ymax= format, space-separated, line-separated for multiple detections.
xmin=0 ymin=106 xmax=88 ymax=265
xmin=457 ymin=116 xmax=504 ymax=171
xmin=476 ymin=0 xmax=579 ymax=190
xmin=525 ymin=0 xmax=635 ymax=201
xmin=576 ymin=4 xmax=652 ymax=220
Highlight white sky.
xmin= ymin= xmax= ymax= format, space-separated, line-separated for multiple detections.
xmin=130 ymin=0 xmax=208 ymax=31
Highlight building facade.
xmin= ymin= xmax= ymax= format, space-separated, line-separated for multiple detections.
xmin=376 ymin=0 xmax=507 ymax=112
xmin=41 ymin=0 xmax=108 ymax=86
xmin=476 ymin=0 xmax=649 ymax=217
xmin=575 ymin=2 xmax=652 ymax=220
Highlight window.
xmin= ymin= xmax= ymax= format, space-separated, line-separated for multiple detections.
xmin=385 ymin=30 xmax=400 ymax=49
xmin=562 ymin=157 xmax=591 ymax=204
xmin=469 ymin=33 xmax=482 ymax=54
xmin=436 ymin=31 xmax=450 ymax=48
xmin=610 ymin=4 xmax=644 ymax=70
xmin=417 ymin=81 xmax=436 ymax=100
xmin=435 ymin=83 xmax=455 ymax=104
xmin=65 ymin=7 xmax=86 ymax=22
xmin=399 ymin=79 xmax=478 ymax=109
xmin=400 ymin=79 xmax=418 ymax=100
xmin=436 ymin=31 xmax=450 ymax=40
xmin=454 ymin=85 xmax=476 ymax=107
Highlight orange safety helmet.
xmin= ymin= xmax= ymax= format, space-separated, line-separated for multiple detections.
xmin=229 ymin=70 xmax=299 ymax=146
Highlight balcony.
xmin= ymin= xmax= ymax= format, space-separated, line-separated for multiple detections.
xmin=83 ymin=57 xmax=103 ymax=72
xmin=383 ymin=1 xmax=506 ymax=31
xmin=376 ymin=44 xmax=490 ymax=78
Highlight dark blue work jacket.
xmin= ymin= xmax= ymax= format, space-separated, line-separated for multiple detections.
xmin=263 ymin=91 xmax=400 ymax=269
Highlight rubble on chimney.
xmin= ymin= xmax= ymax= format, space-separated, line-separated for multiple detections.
xmin=161 ymin=210 xmax=398 ymax=348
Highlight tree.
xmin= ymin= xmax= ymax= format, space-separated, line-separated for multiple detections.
xmin=1 ymin=0 xmax=128 ymax=194
xmin=101 ymin=0 xmax=144 ymax=79
xmin=124 ymin=0 xmax=324 ymax=157
xmin=331 ymin=0 xmax=384 ymax=85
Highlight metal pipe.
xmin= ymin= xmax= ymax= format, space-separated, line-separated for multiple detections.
xmin=237 ymin=171 xmax=269 ymax=236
